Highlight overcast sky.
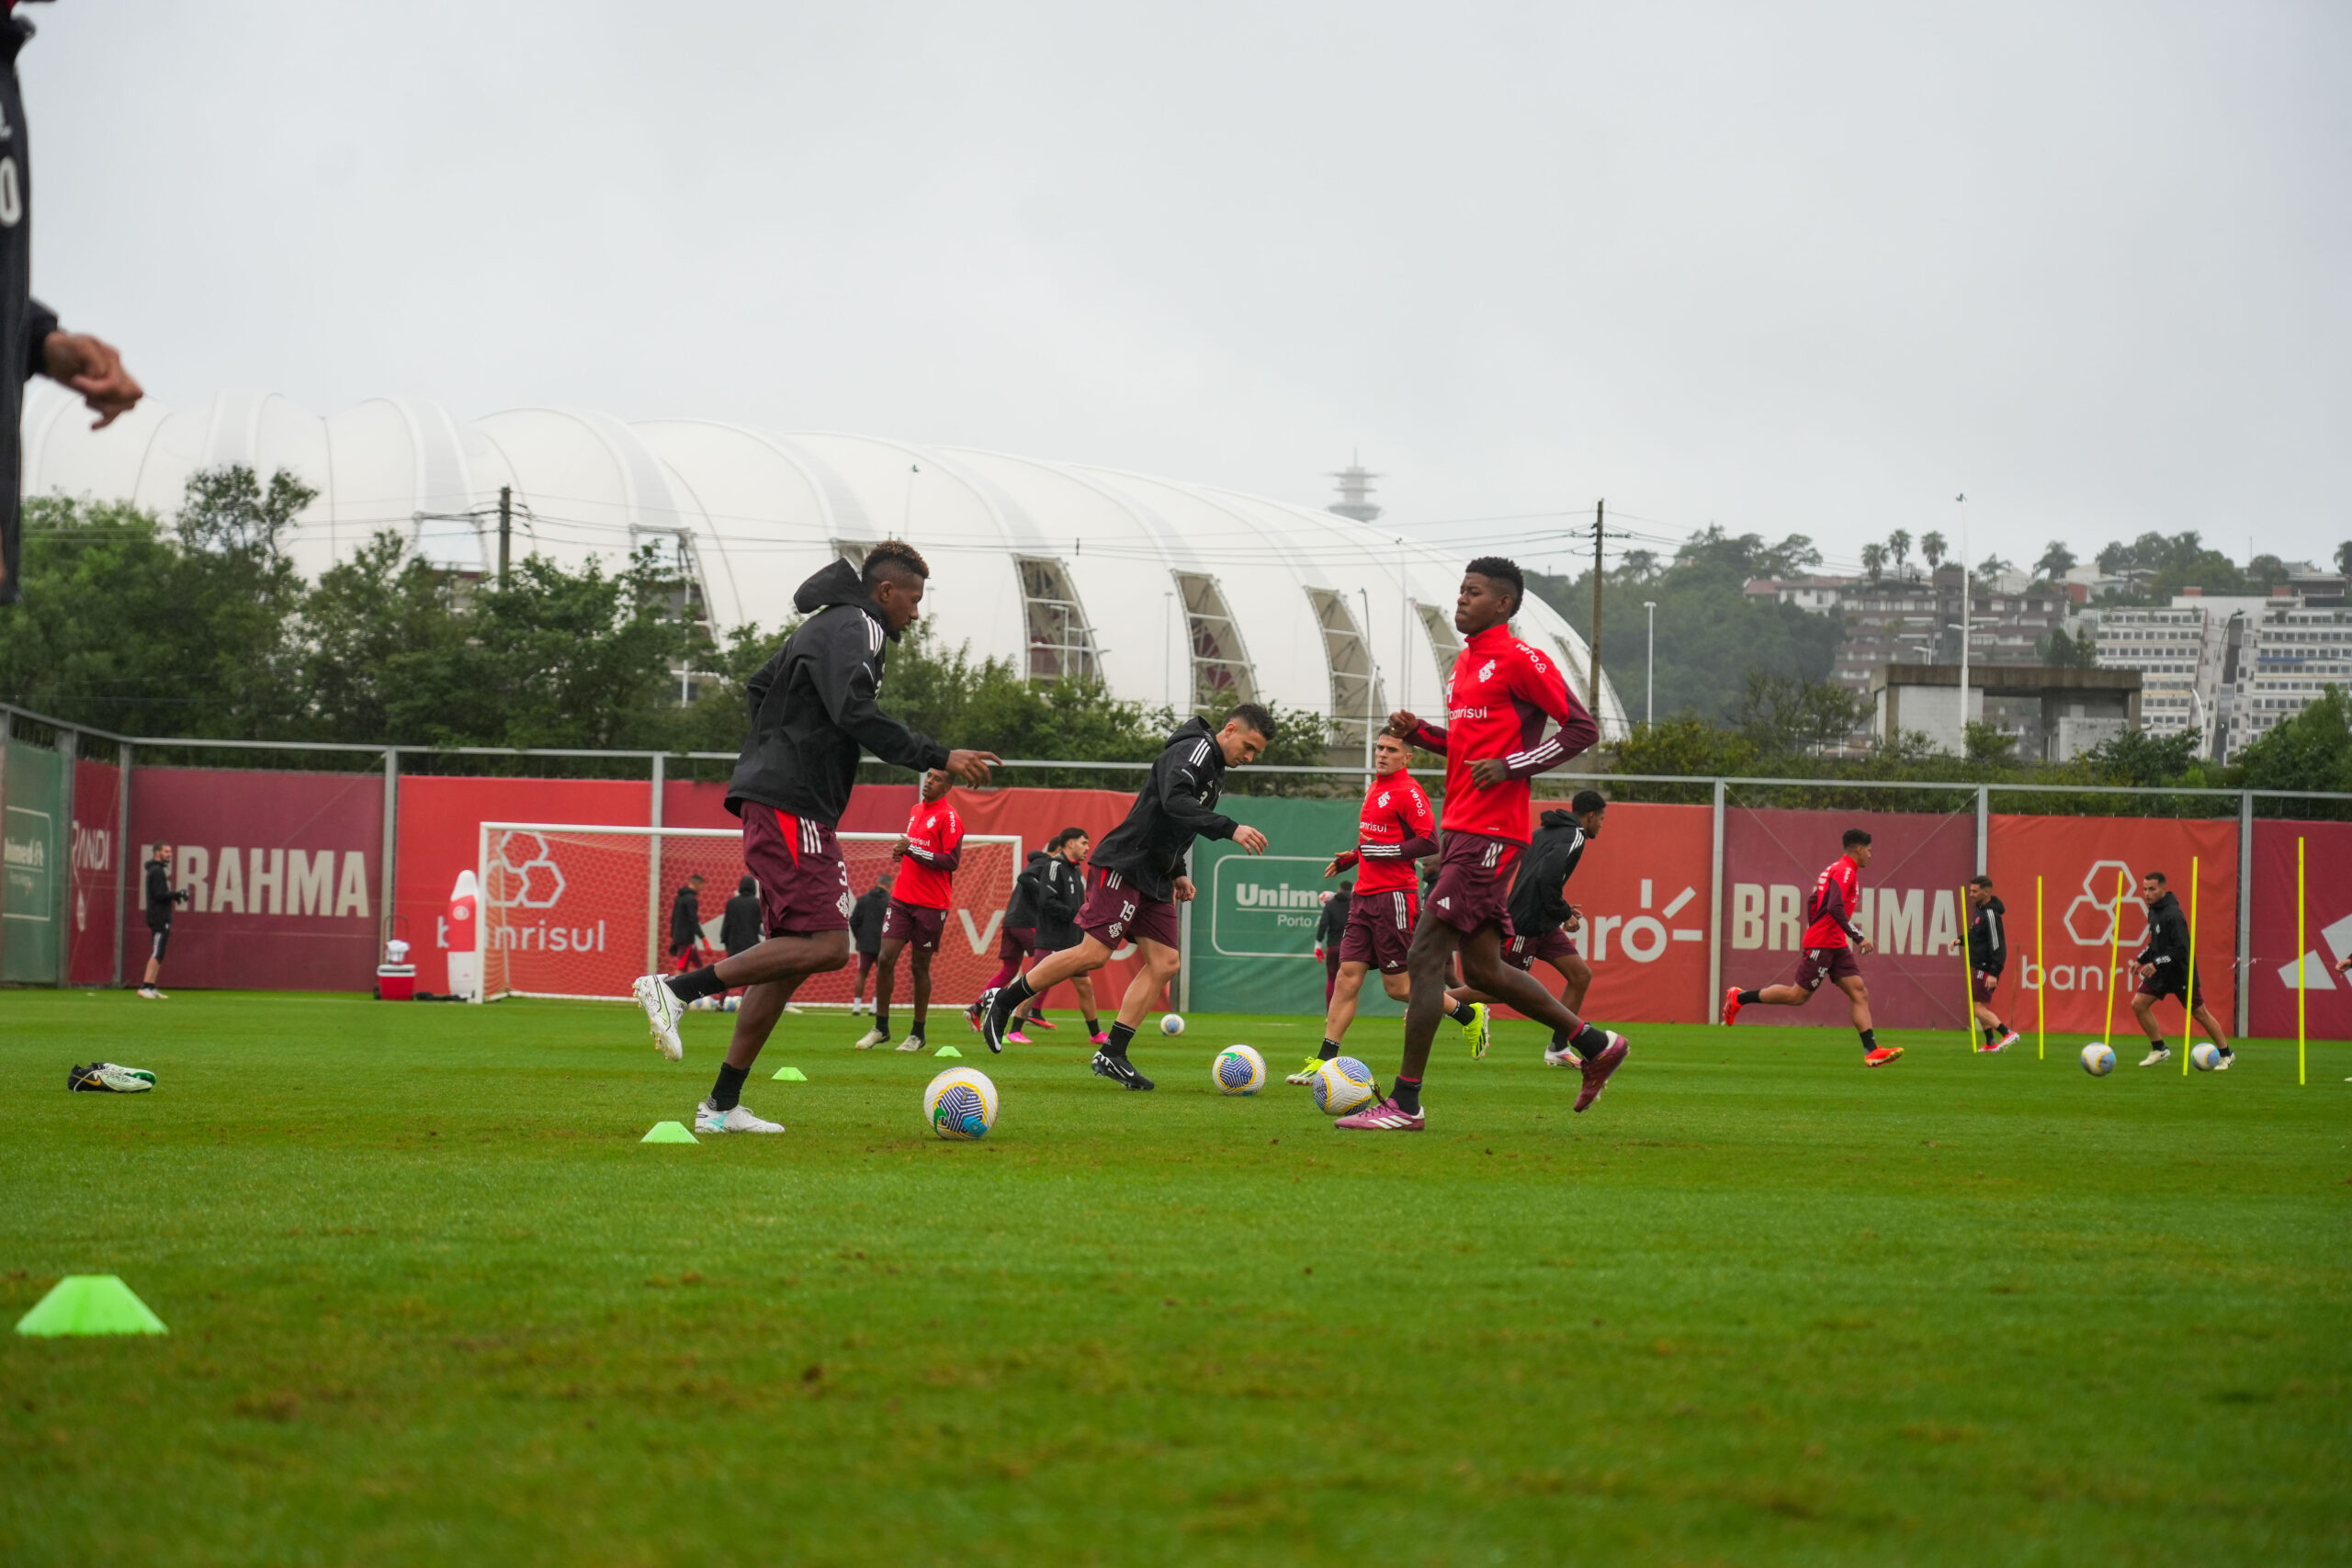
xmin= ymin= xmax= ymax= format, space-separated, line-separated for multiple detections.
xmin=21 ymin=1 xmax=2350 ymax=579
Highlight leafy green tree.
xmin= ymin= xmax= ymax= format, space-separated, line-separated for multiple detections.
xmin=1733 ymin=671 xmax=1869 ymax=754
xmin=2034 ymin=541 xmax=2077 ymax=581
xmin=1887 ymin=529 xmax=1912 ymax=581
xmin=1920 ymin=531 xmax=1946 ymax=572
xmin=1860 ymin=542 xmax=1885 ymax=582
xmin=2038 ymin=625 xmax=2100 ymax=669
xmin=2078 ymin=726 xmax=2200 ymax=786
xmin=2337 ymin=540 xmax=2352 ymax=576
xmin=2229 ymin=686 xmax=2351 ymax=795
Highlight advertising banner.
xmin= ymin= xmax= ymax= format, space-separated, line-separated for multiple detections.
xmin=2247 ymin=820 xmax=2352 ymax=1042
xmin=1720 ymin=806 xmax=1976 ymax=1031
xmin=127 ymin=766 xmax=385 ymax=991
xmin=68 ymin=756 xmax=122 ymax=987
xmin=1985 ymin=814 xmax=2239 ymax=1039
xmin=1192 ymin=795 xmax=1365 ymax=1021
xmin=3 ymin=740 xmax=64 ymax=983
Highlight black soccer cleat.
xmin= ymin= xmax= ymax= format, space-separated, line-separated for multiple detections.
xmin=1091 ymin=1051 xmax=1155 ymax=1090
xmin=978 ymin=988 xmax=1011 ymax=1055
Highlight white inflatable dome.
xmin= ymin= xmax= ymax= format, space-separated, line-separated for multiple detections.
xmin=22 ymin=385 xmax=1626 ymax=742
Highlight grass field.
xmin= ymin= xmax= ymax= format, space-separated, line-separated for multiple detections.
xmin=3 ymin=991 xmax=2346 ymax=1566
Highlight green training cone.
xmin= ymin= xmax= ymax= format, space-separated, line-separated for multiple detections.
xmin=770 ymin=1066 xmax=808 ymax=1081
xmin=933 ymin=1044 xmax=965 ymax=1058
xmin=16 ymin=1275 xmax=167 ymax=1337
xmin=640 ymin=1121 xmax=699 ymax=1145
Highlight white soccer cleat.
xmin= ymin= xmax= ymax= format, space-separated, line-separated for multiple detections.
xmin=854 ymin=1028 xmax=889 ymax=1050
xmin=136 ymin=987 xmax=165 ymax=1000
xmin=695 ymin=1100 xmax=784 ymax=1134
xmin=1543 ymin=1041 xmax=1584 ymax=1069
xmin=895 ymin=1037 xmax=928 ymax=1053
xmin=632 ymin=976 xmax=685 ymax=1062
xmin=2138 ymin=1045 xmax=2171 ymax=1067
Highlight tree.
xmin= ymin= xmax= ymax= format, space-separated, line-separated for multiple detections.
xmin=1920 ymin=530 xmax=1946 ymax=572
xmin=2229 ymin=685 xmax=2352 ymax=795
xmin=2039 ymin=625 xmax=2099 ymax=669
xmin=2079 ymin=727 xmax=2199 ymax=787
xmin=1886 ymin=529 xmax=1912 ymax=581
xmin=2035 ymin=541 xmax=2077 ymax=581
xmin=2338 ymin=540 xmax=2352 ymax=577
xmin=1860 ymin=542 xmax=1885 ymax=583
xmin=1617 ymin=548 xmax=1659 ymax=581
xmin=1733 ymin=671 xmax=1870 ymax=754
xmin=1974 ymin=554 xmax=2013 ymax=583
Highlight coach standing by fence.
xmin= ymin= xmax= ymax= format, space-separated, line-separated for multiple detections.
xmin=0 ymin=8 xmax=146 ymax=606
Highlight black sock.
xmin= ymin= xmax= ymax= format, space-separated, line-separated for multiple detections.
xmin=909 ymin=1026 xmax=925 ymax=1043
xmin=1859 ymin=1029 xmax=1877 ymax=1053
xmin=1568 ymin=1022 xmax=1611 ymax=1058
xmin=992 ymin=976 xmax=1035 ymax=1019
xmin=710 ymin=1061 xmax=750 ymax=1112
xmin=1983 ymin=1025 xmax=2000 ymax=1044
xmin=1083 ymin=1015 xmax=1102 ymax=1034
xmin=2153 ymin=1037 xmax=2166 ymax=1052
xmin=667 ymin=966 xmax=725 ymax=1002
xmin=1318 ymin=1037 xmax=1342 ymax=1061
xmin=1104 ymin=1022 xmax=1136 ymax=1057
xmin=1391 ymin=1074 xmax=1422 ymax=1114
xmin=1446 ymin=998 xmax=1477 ymax=1025
xmin=1550 ymin=1030 xmax=1570 ymax=1051
xmin=1736 ymin=988 xmax=1761 ymax=1006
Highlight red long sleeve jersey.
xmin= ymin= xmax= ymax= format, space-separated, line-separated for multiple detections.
xmin=1406 ymin=623 xmax=1599 ymax=843
xmin=1803 ymin=855 xmax=1864 ymax=949
xmin=1351 ymin=772 xmax=1439 ymax=894
xmin=895 ymin=797 xmax=965 ymax=909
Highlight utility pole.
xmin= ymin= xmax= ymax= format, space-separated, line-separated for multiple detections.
xmin=1956 ymin=492 xmax=1969 ymax=750
xmin=497 ymin=486 xmax=514 ymax=587
xmin=1589 ymin=499 xmax=1606 ymax=721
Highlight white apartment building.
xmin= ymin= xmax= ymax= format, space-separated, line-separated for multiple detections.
xmin=2095 ymin=604 xmax=2233 ymax=751
xmin=2232 ymin=606 xmax=2352 ymax=749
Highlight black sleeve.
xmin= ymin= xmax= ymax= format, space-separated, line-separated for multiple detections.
xmin=23 ymin=298 xmax=56 ymax=381
xmin=1157 ymin=751 xmax=1238 ymax=842
xmin=814 ymin=620 xmax=950 ymax=773
xmin=1047 ymin=865 xmax=1084 ymax=920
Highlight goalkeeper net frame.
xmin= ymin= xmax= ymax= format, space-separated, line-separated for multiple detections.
xmin=476 ymin=821 xmax=1022 ymax=1005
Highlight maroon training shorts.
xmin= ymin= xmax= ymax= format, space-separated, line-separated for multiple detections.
xmin=1972 ymin=967 xmax=2003 ymax=1006
xmin=1339 ymin=887 xmax=1419 ymax=973
xmin=881 ymin=897 xmax=946 ymax=953
xmin=741 ymin=807 xmax=853 ymax=936
xmin=1503 ymin=925 xmax=1580 ymax=973
xmin=1427 ymin=831 xmax=1521 ymax=935
xmin=1794 ymin=944 xmax=1862 ymax=993
xmin=997 ymin=924 xmax=1036 ymax=962
xmin=1078 ymin=866 xmax=1181 ymax=950
xmin=2135 ymin=966 xmax=2203 ymax=1006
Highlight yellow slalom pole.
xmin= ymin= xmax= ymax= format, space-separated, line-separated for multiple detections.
xmin=2183 ymin=855 xmax=2199 ymax=1077
xmin=2298 ymin=837 xmax=2308 ymax=1087
xmin=2035 ymin=874 xmax=2046 ymax=1060
xmin=1959 ymin=885 xmax=1976 ymax=1054
xmin=2101 ymin=869 xmax=2126 ymax=1049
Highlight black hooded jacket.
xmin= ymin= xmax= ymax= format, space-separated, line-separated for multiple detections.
xmin=1006 ymin=849 xmax=1051 ymax=931
xmin=1036 ymin=852 xmax=1086 ymax=949
xmin=1966 ymin=894 xmax=2008 ymax=975
xmin=849 ymin=883 xmax=891 ymax=954
xmin=668 ymin=883 xmax=702 ymax=951
xmin=2134 ymin=890 xmax=2189 ymax=976
xmin=1507 ymin=809 xmax=1589 ymax=940
xmin=0 ymin=17 xmax=60 ymax=607
xmin=725 ymin=559 xmax=951 ymax=826
xmin=1090 ymin=716 xmax=1239 ymax=902
xmin=720 ymin=876 xmax=763 ymax=954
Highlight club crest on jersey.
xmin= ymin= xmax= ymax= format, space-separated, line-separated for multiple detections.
xmin=1377 ymin=791 xmax=1390 ymax=807
xmin=1477 ymin=660 xmax=1497 ymax=683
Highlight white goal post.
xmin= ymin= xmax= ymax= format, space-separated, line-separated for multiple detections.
xmin=475 ymin=821 xmax=1022 ymax=1005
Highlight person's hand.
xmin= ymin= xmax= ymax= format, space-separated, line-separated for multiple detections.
xmin=943 ymin=749 xmax=999 ymax=784
xmin=1323 ymin=850 xmax=1358 ymax=878
xmin=42 ymin=332 xmax=142 ymax=430
xmin=1388 ymin=709 xmax=1418 ymax=736
xmin=2337 ymin=955 xmax=2352 ymax=976
xmin=888 ymin=836 xmax=910 ymax=860
xmin=1565 ymin=905 xmax=1583 ymax=931
xmin=1857 ymin=937 xmax=1875 ymax=954
xmin=1467 ymin=757 xmax=1510 ymax=787
xmin=1173 ymin=875 xmax=1197 ymax=902
xmin=1232 ymin=825 xmax=1269 ymax=854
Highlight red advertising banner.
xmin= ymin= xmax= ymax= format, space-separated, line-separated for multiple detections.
xmin=1985 ymin=814 xmax=2239 ymax=1040
xmin=127 ymin=767 xmax=385 ymax=991
xmin=68 ymin=757 xmax=121 ymax=987
xmin=1720 ymin=806 xmax=1976 ymax=1030
xmin=2248 ymin=820 xmax=2352 ymax=1042
xmin=1488 ymin=801 xmax=1714 ymax=1026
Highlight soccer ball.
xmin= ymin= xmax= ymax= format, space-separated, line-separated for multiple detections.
xmin=2080 ymin=1043 xmax=2116 ymax=1077
xmin=721 ymin=996 xmax=740 ymax=1013
xmin=2191 ymin=1042 xmax=2222 ymax=1072
xmin=1313 ymin=1055 xmax=1379 ymax=1116
xmin=1214 ymin=1044 xmax=1266 ymax=1095
xmin=923 ymin=1066 xmax=999 ymax=1141
xmin=1159 ymin=1013 xmax=1185 ymax=1036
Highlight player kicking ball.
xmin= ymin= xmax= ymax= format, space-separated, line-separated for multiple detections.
xmin=1338 ymin=558 xmax=1625 ymax=1132
xmin=1445 ymin=790 xmax=1607 ymax=1068
xmin=854 ymin=768 xmax=963 ymax=1053
xmin=1722 ymin=828 xmax=1901 ymax=1066
xmin=1965 ymin=874 xmax=2020 ymax=1052
xmin=631 ymin=543 xmax=996 ymax=1133
xmin=2128 ymin=870 xmax=2232 ymax=1068
xmin=980 ymin=705 xmax=1275 ymax=1088
xmin=1289 ymin=727 xmax=1486 ymax=1085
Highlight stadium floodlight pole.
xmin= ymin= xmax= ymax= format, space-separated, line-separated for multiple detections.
xmin=1643 ymin=601 xmax=1657 ymax=728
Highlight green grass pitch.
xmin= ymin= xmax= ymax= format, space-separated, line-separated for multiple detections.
xmin=3 ymin=991 xmax=2346 ymax=1566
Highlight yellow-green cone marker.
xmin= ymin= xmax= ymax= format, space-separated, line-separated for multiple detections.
xmin=933 ymin=1044 xmax=964 ymax=1059
xmin=640 ymin=1121 xmax=698 ymax=1144
xmin=16 ymin=1275 xmax=166 ymax=1337
xmin=770 ymin=1066 xmax=808 ymax=1081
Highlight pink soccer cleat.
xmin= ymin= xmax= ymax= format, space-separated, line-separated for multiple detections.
xmin=1334 ymin=1097 xmax=1425 ymax=1132
xmin=1006 ymin=1030 xmax=1033 ymax=1045
xmin=1088 ymin=1031 xmax=1111 ymax=1046
xmin=1573 ymin=1032 xmax=1629 ymax=1113
xmin=1720 ymin=987 xmax=1743 ymax=1027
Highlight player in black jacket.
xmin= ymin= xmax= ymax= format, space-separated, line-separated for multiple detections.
xmin=981 ymin=708 xmax=1273 ymax=1087
xmin=1964 ymin=875 xmax=2019 ymax=1053
xmin=635 ymin=544 xmax=998 ymax=1134
xmin=1446 ymin=793 xmax=1606 ymax=1065
xmin=668 ymin=874 xmax=707 ymax=973
xmin=847 ymin=873 xmax=892 ymax=1015
xmin=2128 ymin=870 xmax=2232 ymax=1068
xmin=1314 ymin=880 xmax=1352 ymax=1003
xmin=137 ymin=845 xmax=190 ymax=999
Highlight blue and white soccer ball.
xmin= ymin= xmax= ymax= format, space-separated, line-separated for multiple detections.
xmin=1214 ymin=1044 xmax=1266 ymax=1095
xmin=924 ymin=1066 xmax=1000 ymax=1140
xmin=2191 ymin=1042 xmax=2222 ymax=1072
xmin=1159 ymin=1013 xmax=1185 ymax=1036
xmin=1313 ymin=1055 xmax=1380 ymax=1116
xmin=2080 ymin=1043 xmax=2116 ymax=1077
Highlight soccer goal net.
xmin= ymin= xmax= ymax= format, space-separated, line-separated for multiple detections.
xmin=476 ymin=821 xmax=1022 ymax=1006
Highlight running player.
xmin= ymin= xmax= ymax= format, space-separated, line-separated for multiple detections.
xmin=1965 ymin=874 xmax=2020 ymax=1053
xmin=847 ymin=872 xmax=891 ymax=1015
xmin=1446 ymin=790 xmax=1607 ymax=1066
xmin=855 ymin=767 xmax=965 ymax=1052
xmin=1288 ymin=725 xmax=1485 ymax=1085
xmin=1721 ymin=829 xmax=1902 ymax=1066
xmin=1336 ymin=558 xmax=1619 ymax=1132
xmin=2129 ymin=870 xmax=2232 ymax=1068
xmin=1006 ymin=827 xmax=1103 ymax=1043
xmin=979 ymin=706 xmax=1275 ymax=1087
xmin=634 ymin=543 xmax=997 ymax=1133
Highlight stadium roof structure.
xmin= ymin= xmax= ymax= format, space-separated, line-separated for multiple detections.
xmin=22 ymin=386 xmax=1626 ymax=744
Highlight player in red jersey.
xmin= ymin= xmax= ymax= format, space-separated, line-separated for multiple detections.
xmin=1288 ymin=726 xmax=1486 ymax=1084
xmin=1334 ymin=558 xmax=1623 ymax=1132
xmin=855 ymin=767 xmax=964 ymax=1053
xmin=1721 ymin=828 xmax=1901 ymax=1066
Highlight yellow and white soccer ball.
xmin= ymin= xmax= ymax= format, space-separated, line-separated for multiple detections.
xmin=1313 ymin=1055 xmax=1379 ymax=1115
xmin=923 ymin=1066 xmax=1000 ymax=1140
xmin=2190 ymin=1042 xmax=2222 ymax=1072
xmin=2080 ymin=1043 xmax=2116 ymax=1077
xmin=1159 ymin=1013 xmax=1186 ymax=1036
xmin=1214 ymin=1044 xmax=1266 ymax=1095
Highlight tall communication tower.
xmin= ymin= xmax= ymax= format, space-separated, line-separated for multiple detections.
xmin=1326 ymin=451 xmax=1383 ymax=524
